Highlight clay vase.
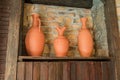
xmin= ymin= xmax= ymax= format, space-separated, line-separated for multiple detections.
xmin=78 ymin=17 xmax=93 ymax=57
xmin=25 ymin=13 xmax=45 ymax=56
xmin=53 ymin=26 xmax=69 ymax=57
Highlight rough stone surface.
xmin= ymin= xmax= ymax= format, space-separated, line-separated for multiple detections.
xmin=91 ymin=0 xmax=109 ymax=56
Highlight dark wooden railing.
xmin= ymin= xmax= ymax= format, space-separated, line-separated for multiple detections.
xmin=0 ymin=0 xmax=10 ymax=79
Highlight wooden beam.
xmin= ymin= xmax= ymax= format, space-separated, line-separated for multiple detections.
xmin=18 ymin=56 xmax=111 ymax=61
xmin=4 ymin=0 xmax=22 ymax=80
xmin=104 ymin=0 xmax=120 ymax=80
xmin=25 ymin=0 xmax=93 ymax=9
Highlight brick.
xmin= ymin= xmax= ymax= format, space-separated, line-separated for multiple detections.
xmin=47 ymin=17 xmax=55 ymax=21
xmin=67 ymin=13 xmax=76 ymax=17
xmin=47 ymin=7 xmax=56 ymax=11
xmin=43 ymin=44 xmax=50 ymax=56
xmin=87 ymin=16 xmax=93 ymax=29
xmin=72 ymin=24 xmax=81 ymax=30
xmin=55 ymin=16 xmax=64 ymax=23
xmin=64 ymin=17 xmax=73 ymax=27
xmin=49 ymin=22 xmax=59 ymax=27
xmin=41 ymin=26 xmax=52 ymax=32
xmin=58 ymin=7 xmax=66 ymax=10
xmin=39 ymin=5 xmax=47 ymax=11
xmin=47 ymin=12 xmax=57 ymax=17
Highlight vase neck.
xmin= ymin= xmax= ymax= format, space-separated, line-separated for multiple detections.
xmin=81 ymin=17 xmax=87 ymax=29
xmin=56 ymin=27 xmax=66 ymax=36
xmin=32 ymin=14 xmax=40 ymax=27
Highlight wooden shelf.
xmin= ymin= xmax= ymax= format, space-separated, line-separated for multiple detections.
xmin=18 ymin=56 xmax=111 ymax=62
xmin=25 ymin=0 xmax=93 ymax=9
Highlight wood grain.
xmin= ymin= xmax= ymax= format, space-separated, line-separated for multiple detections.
xmin=104 ymin=0 xmax=120 ymax=80
xmin=25 ymin=62 xmax=33 ymax=80
xmin=18 ymin=56 xmax=111 ymax=61
xmin=70 ymin=61 xmax=76 ymax=80
xmin=5 ymin=0 xmax=22 ymax=80
xmin=0 ymin=4 xmax=18 ymax=79
xmin=62 ymin=62 xmax=70 ymax=80
xmin=25 ymin=0 xmax=93 ymax=8
xmin=48 ymin=62 xmax=56 ymax=80
xmin=94 ymin=62 xmax=102 ymax=80
xmin=33 ymin=62 xmax=40 ymax=80
xmin=17 ymin=62 xmax=25 ymax=80
xmin=40 ymin=62 xmax=48 ymax=80
xmin=55 ymin=62 xmax=63 ymax=80
xmin=102 ymin=62 xmax=109 ymax=80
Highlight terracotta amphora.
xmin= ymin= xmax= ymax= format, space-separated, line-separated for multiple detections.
xmin=78 ymin=17 xmax=93 ymax=57
xmin=25 ymin=13 xmax=45 ymax=56
xmin=53 ymin=26 xmax=69 ymax=57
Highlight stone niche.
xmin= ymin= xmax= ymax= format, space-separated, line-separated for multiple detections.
xmin=20 ymin=0 xmax=109 ymax=57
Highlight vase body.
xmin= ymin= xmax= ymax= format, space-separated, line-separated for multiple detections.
xmin=53 ymin=27 xmax=69 ymax=57
xmin=25 ymin=13 xmax=45 ymax=56
xmin=78 ymin=17 xmax=93 ymax=57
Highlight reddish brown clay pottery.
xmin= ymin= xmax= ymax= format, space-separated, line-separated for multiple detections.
xmin=78 ymin=17 xmax=93 ymax=57
xmin=25 ymin=13 xmax=45 ymax=56
xmin=53 ymin=26 xmax=69 ymax=57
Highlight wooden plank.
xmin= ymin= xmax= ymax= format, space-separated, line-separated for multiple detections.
xmin=82 ymin=62 xmax=89 ymax=80
xmin=76 ymin=62 xmax=89 ymax=80
xmin=62 ymin=62 xmax=70 ymax=80
xmin=0 ymin=63 xmax=5 ymax=74
xmin=0 ymin=34 xmax=8 ymax=38
xmin=55 ymin=62 xmax=63 ymax=80
xmin=76 ymin=62 xmax=82 ymax=80
xmin=94 ymin=62 xmax=102 ymax=80
xmin=0 ymin=9 xmax=10 ymax=13
xmin=0 ymin=53 xmax=6 ymax=61
xmin=0 ymin=74 xmax=4 ymax=80
xmin=0 ymin=21 xmax=9 ymax=26
xmin=4 ymin=0 xmax=22 ymax=80
xmin=0 ymin=30 xmax=8 ymax=34
xmin=0 ymin=46 xmax=7 ymax=51
xmin=102 ymin=62 xmax=109 ymax=80
xmin=0 ymin=51 xmax=6 ymax=62
xmin=0 ymin=37 xmax=7 ymax=46
xmin=25 ymin=0 xmax=93 ymax=8
xmin=18 ymin=56 xmax=111 ymax=61
xmin=70 ymin=61 xmax=76 ymax=80
xmin=0 ymin=6 xmax=10 ymax=9
xmin=0 ymin=51 xmax=6 ymax=55
xmin=104 ymin=0 xmax=120 ymax=56
xmin=88 ymin=62 xmax=95 ymax=80
xmin=107 ymin=61 xmax=115 ymax=80
xmin=40 ymin=62 xmax=48 ymax=80
xmin=0 ymin=13 xmax=9 ymax=18
xmin=25 ymin=62 xmax=33 ymax=80
xmin=0 ymin=17 xmax=9 ymax=22
xmin=33 ymin=62 xmax=40 ymax=80
xmin=0 ymin=1 xmax=10 ymax=6
xmin=0 ymin=26 xmax=9 ymax=30
xmin=17 ymin=62 xmax=25 ymax=80
xmin=104 ymin=0 xmax=120 ymax=80
xmin=48 ymin=62 xmax=56 ymax=80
